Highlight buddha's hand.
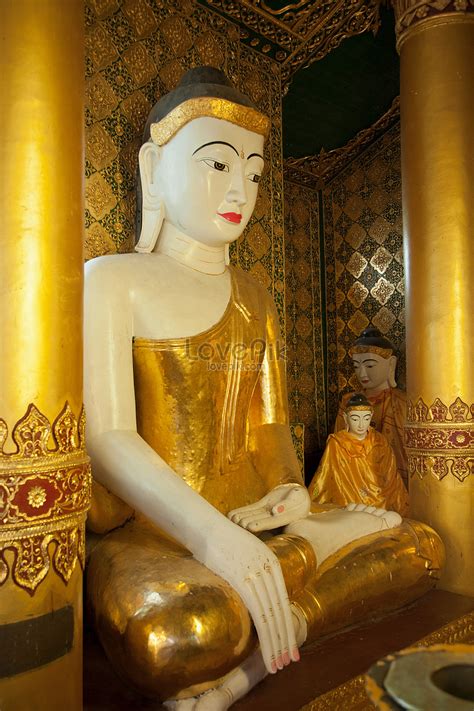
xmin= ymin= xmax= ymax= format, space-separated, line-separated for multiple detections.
xmin=227 ymin=484 xmax=311 ymax=533
xmin=200 ymin=519 xmax=299 ymax=675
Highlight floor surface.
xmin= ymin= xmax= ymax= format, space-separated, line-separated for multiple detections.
xmin=84 ymin=590 xmax=474 ymax=710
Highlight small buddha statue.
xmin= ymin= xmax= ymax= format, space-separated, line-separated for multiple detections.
xmin=84 ymin=68 xmax=443 ymax=710
xmin=310 ymin=394 xmax=409 ymax=515
xmin=335 ymin=327 xmax=408 ymax=489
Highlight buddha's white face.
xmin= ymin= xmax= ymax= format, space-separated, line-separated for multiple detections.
xmin=344 ymin=409 xmax=372 ymax=440
xmin=351 ymin=352 xmax=395 ymax=395
xmin=153 ymin=117 xmax=265 ymax=248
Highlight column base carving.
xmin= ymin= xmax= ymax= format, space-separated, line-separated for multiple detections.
xmin=405 ymin=397 xmax=473 ymax=483
xmin=0 ymin=403 xmax=91 ymax=593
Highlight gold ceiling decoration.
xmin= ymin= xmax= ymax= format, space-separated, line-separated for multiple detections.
xmin=200 ymin=0 xmax=382 ymax=86
xmin=284 ymin=96 xmax=400 ymax=188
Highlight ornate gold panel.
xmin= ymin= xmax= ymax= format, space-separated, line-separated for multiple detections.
xmin=346 ymin=252 xmax=368 ymax=280
xmin=372 ymin=306 xmax=396 ymax=333
xmin=370 ymin=246 xmax=393 ymax=274
xmin=371 ymin=277 xmax=395 ymax=305
xmin=347 ymin=282 xmax=369 ymax=309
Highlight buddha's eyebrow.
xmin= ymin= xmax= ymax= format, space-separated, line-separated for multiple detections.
xmin=247 ymin=152 xmax=264 ymax=160
xmin=192 ymin=141 xmax=238 ymax=156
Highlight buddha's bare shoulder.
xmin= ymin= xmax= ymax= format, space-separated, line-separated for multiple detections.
xmin=85 ymin=252 xmax=170 ymax=289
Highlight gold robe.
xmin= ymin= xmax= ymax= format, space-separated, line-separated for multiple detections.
xmin=335 ymin=387 xmax=408 ymax=489
xmin=88 ymin=266 xmax=311 ymax=698
xmin=309 ymin=428 xmax=409 ymax=515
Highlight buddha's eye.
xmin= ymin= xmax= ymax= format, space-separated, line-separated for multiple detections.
xmin=248 ymin=173 xmax=261 ymax=184
xmin=201 ymin=158 xmax=229 ymax=172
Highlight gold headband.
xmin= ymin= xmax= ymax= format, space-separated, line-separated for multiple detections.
xmin=345 ymin=404 xmax=374 ymax=412
xmin=349 ymin=345 xmax=393 ymax=359
xmin=150 ymin=97 xmax=271 ymax=146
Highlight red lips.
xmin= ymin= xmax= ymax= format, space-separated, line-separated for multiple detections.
xmin=218 ymin=212 xmax=242 ymax=224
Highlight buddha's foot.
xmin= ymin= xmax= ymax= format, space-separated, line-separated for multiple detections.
xmin=163 ymin=648 xmax=267 ymax=711
xmin=284 ymin=504 xmax=402 ymax=566
xmin=344 ymin=502 xmax=402 ymax=528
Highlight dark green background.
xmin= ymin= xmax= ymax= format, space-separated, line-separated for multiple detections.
xmin=283 ymin=7 xmax=400 ymax=157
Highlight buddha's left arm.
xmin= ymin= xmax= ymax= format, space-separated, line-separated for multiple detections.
xmin=228 ymin=293 xmax=310 ymax=532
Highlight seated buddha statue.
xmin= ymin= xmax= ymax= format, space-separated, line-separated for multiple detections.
xmin=335 ymin=327 xmax=408 ymax=489
xmin=84 ymin=67 xmax=443 ymax=710
xmin=309 ymin=394 xmax=409 ymax=515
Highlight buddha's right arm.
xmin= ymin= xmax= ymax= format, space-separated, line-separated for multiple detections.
xmin=88 ymin=429 xmax=298 ymax=671
xmin=83 ymin=257 xmax=298 ymax=672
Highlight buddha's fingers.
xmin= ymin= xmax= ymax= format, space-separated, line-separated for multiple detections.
xmin=244 ymin=577 xmax=277 ymax=674
xmin=267 ymin=559 xmax=298 ymax=663
xmin=261 ymin=563 xmax=295 ymax=667
xmin=251 ymin=574 xmax=283 ymax=671
xmin=254 ymin=561 xmax=295 ymax=671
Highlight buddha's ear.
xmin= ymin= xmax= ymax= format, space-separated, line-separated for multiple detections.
xmin=135 ymin=142 xmax=165 ymax=253
xmin=388 ymin=355 xmax=397 ymax=388
xmin=342 ymin=412 xmax=349 ymax=431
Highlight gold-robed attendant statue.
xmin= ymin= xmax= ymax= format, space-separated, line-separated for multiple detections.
xmin=84 ymin=67 xmax=443 ymax=709
xmin=335 ymin=327 xmax=409 ymax=489
xmin=309 ymin=394 xmax=409 ymax=515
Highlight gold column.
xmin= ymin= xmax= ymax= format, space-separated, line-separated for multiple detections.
xmin=0 ymin=1 xmax=90 ymax=709
xmin=394 ymin=1 xmax=474 ymax=595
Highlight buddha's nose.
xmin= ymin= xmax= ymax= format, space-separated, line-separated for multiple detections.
xmin=226 ymin=165 xmax=247 ymax=206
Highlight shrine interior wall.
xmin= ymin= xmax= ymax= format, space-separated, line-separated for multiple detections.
xmin=284 ymin=182 xmax=327 ymax=476
xmin=283 ymin=123 xmax=405 ymax=477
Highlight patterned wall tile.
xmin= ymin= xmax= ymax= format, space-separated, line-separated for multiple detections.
xmin=323 ymin=123 xmax=405 ymax=425
xmin=284 ymin=181 xmax=327 ymax=478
